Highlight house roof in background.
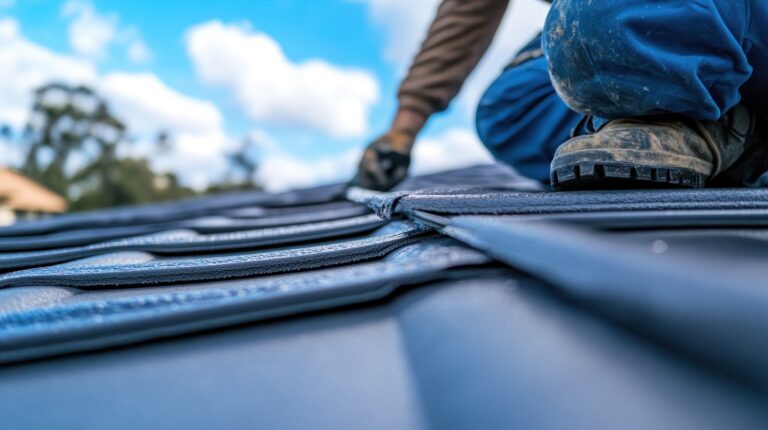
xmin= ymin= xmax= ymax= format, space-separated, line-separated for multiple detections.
xmin=0 ymin=168 xmax=67 ymax=213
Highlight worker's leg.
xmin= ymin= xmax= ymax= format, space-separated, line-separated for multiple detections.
xmin=741 ymin=1 xmax=768 ymax=115
xmin=544 ymin=0 xmax=765 ymax=119
xmin=476 ymin=55 xmax=581 ymax=183
xmin=543 ymin=0 xmax=767 ymax=189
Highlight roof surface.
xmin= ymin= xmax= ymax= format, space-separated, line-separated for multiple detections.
xmin=0 ymin=168 xmax=67 ymax=213
xmin=0 ymin=163 xmax=766 ymax=429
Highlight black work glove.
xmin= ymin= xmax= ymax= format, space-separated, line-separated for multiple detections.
xmin=354 ymin=131 xmax=415 ymax=191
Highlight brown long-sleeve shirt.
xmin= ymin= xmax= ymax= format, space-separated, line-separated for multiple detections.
xmin=398 ymin=0 xmax=551 ymax=117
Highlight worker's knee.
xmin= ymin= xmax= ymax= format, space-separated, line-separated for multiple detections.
xmin=543 ymin=0 xmax=634 ymax=118
xmin=543 ymin=0 xmax=613 ymax=115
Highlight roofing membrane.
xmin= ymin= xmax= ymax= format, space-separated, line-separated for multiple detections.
xmin=0 ymin=163 xmax=767 ymax=429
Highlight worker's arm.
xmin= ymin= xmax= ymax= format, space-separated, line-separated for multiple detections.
xmin=356 ymin=0 xmax=510 ymax=191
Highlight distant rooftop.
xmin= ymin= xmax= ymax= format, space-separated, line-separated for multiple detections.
xmin=0 ymin=168 xmax=67 ymax=214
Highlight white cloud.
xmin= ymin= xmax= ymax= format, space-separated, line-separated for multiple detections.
xmin=62 ymin=0 xmax=117 ymax=59
xmin=253 ymin=126 xmax=495 ymax=192
xmin=0 ymin=0 xmax=15 ymax=8
xmin=0 ymin=18 xmax=228 ymax=189
xmin=0 ymin=18 xmax=97 ymax=129
xmin=186 ymin=21 xmax=380 ymax=138
xmin=358 ymin=0 xmax=550 ymax=117
xmin=62 ymin=0 xmax=151 ymax=64
xmin=457 ymin=0 xmax=550 ymax=117
xmin=357 ymin=0 xmax=441 ymax=70
xmin=251 ymin=129 xmax=361 ymax=192
xmin=99 ymin=72 xmax=224 ymax=137
xmin=98 ymin=73 xmax=232 ymax=190
xmin=411 ymin=128 xmax=494 ymax=175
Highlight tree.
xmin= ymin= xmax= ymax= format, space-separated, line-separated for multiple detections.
xmin=21 ymin=83 xmax=127 ymax=197
xmin=14 ymin=82 xmax=198 ymax=210
xmin=70 ymin=158 xmax=196 ymax=211
xmin=12 ymin=82 xmax=261 ymax=211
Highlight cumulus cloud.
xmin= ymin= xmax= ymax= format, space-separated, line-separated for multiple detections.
xmin=98 ymin=72 xmax=232 ymax=189
xmin=358 ymin=0 xmax=550 ymax=117
xmin=411 ymin=128 xmax=494 ymax=175
xmin=457 ymin=0 xmax=550 ymax=116
xmin=250 ymin=129 xmax=361 ymax=192
xmin=99 ymin=73 xmax=224 ymax=137
xmin=186 ymin=21 xmax=380 ymax=138
xmin=0 ymin=18 xmax=228 ymax=189
xmin=0 ymin=17 xmax=89 ymax=169
xmin=0 ymin=18 xmax=97 ymax=128
xmin=62 ymin=0 xmax=151 ymax=64
xmin=253 ymin=126 xmax=495 ymax=192
xmin=62 ymin=0 xmax=117 ymax=59
xmin=356 ymin=0 xmax=441 ymax=73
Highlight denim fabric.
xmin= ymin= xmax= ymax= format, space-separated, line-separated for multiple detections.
xmin=544 ymin=0 xmax=768 ymax=120
xmin=476 ymin=56 xmax=582 ymax=183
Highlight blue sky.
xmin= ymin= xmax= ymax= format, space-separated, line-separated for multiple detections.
xmin=0 ymin=0 xmax=549 ymax=190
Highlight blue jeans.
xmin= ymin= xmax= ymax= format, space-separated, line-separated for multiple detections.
xmin=476 ymin=56 xmax=582 ymax=183
xmin=543 ymin=0 xmax=768 ymax=121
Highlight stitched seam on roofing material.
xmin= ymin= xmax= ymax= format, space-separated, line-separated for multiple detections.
xmin=0 ymin=184 xmax=346 ymax=236
xmin=441 ymin=216 xmax=768 ymax=390
xmin=0 ymin=206 xmax=375 ymax=252
xmin=0 ymin=215 xmax=388 ymax=271
xmin=389 ymin=189 xmax=768 ymax=216
xmin=0 ymin=241 xmax=492 ymax=364
xmin=0 ymin=241 xmax=489 ymax=330
xmin=0 ymin=286 xmax=399 ymax=365
xmin=189 ymin=206 xmax=373 ymax=232
xmin=0 ymin=165 xmax=530 ymax=236
xmin=0 ymin=224 xmax=436 ymax=288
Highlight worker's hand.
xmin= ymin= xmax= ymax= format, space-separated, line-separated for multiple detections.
xmin=354 ymin=130 xmax=415 ymax=191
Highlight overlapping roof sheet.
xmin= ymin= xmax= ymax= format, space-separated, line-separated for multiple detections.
xmin=0 ymin=163 xmax=767 ymax=429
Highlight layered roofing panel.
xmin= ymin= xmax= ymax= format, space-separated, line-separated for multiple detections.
xmin=0 ymin=164 xmax=767 ymax=429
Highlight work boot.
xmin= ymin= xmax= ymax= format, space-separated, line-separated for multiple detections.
xmin=550 ymin=105 xmax=765 ymax=190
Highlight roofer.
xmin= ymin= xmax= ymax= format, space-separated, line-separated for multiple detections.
xmin=357 ymin=0 xmax=768 ymax=192
xmin=355 ymin=0 xmax=579 ymax=190
xmin=546 ymin=0 xmax=768 ymax=190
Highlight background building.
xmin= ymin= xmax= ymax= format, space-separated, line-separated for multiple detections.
xmin=0 ymin=168 xmax=67 ymax=226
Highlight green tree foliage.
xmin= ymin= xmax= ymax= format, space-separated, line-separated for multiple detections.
xmin=21 ymin=84 xmax=126 ymax=197
xmin=11 ymin=82 xmax=252 ymax=211
xmin=70 ymin=158 xmax=196 ymax=211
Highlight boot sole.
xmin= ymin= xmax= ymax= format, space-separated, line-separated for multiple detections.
xmin=552 ymin=161 xmax=706 ymax=190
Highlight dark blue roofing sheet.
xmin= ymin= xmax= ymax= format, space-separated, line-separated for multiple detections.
xmin=0 ymin=163 xmax=767 ymax=429
xmin=0 ymin=221 xmax=433 ymax=288
xmin=0 ymin=214 xmax=387 ymax=270
xmin=0 ymin=238 xmax=490 ymax=365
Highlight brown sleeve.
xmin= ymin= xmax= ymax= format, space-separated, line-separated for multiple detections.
xmin=397 ymin=0 xmax=510 ymax=117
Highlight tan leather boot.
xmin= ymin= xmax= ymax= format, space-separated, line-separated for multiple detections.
xmin=550 ymin=105 xmax=764 ymax=190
